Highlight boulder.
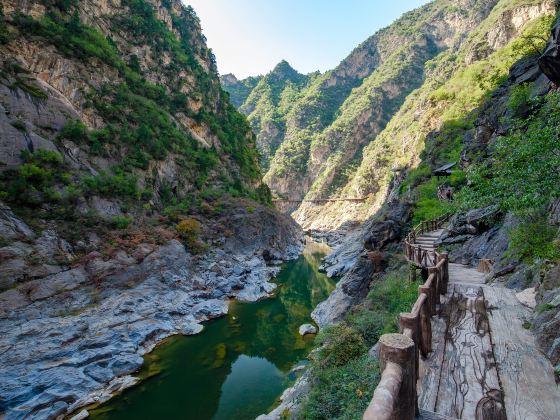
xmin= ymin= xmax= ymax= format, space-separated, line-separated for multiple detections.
xmin=27 ymin=268 xmax=88 ymax=301
xmin=466 ymin=205 xmax=501 ymax=233
xmin=312 ymin=252 xmax=375 ymax=328
xmin=516 ymin=288 xmax=537 ymax=309
xmin=298 ymin=324 xmax=317 ymax=336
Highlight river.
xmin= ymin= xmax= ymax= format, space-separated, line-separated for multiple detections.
xmin=89 ymin=240 xmax=336 ymax=420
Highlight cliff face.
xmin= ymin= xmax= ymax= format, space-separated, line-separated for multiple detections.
xmin=223 ymin=0 xmax=556 ymax=232
xmin=0 ymin=1 xmax=303 ymax=417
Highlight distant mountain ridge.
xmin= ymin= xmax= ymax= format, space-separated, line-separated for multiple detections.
xmin=223 ymin=60 xmax=319 ymax=170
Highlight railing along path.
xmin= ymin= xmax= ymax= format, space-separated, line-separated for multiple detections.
xmin=363 ymin=215 xmax=450 ymax=420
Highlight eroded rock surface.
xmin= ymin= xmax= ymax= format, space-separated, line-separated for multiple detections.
xmin=0 ymin=202 xmax=303 ymax=418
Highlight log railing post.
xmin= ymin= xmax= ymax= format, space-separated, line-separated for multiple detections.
xmin=428 ymin=267 xmax=440 ymax=306
xmin=400 ymin=312 xmax=420 ymax=380
xmin=364 ymin=334 xmax=416 ymax=420
xmin=418 ymin=295 xmax=432 ymax=356
xmin=438 ymin=252 xmax=449 ymax=294
xmin=419 ymin=282 xmax=434 ymax=316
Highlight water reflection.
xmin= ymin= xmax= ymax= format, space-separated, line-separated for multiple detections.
xmin=90 ymin=241 xmax=336 ymax=420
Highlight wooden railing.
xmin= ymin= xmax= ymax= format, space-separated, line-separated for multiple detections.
xmin=404 ymin=214 xmax=450 ymax=268
xmin=363 ymin=217 xmax=450 ymax=420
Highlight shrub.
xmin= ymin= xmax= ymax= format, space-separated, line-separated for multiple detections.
xmin=301 ymin=354 xmax=380 ymax=420
xmin=458 ymin=92 xmax=560 ymax=212
xmin=507 ymin=83 xmax=532 ymax=113
xmin=176 ymin=218 xmax=206 ymax=253
xmin=110 ymin=215 xmax=132 ymax=229
xmin=0 ymin=150 xmax=72 ymax=205
xmin=347 ymin=310 xmax=387 ymax=348
xmin=507 ymin=211 xmax=560 ymax=263
xmin=315 ymin=324 xmax=367 ymax=369
xmin=81 ymin=171 xmax=139 ymax=199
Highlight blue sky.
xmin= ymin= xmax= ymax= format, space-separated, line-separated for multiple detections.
xmin=185 ymin=0 xmax=430 ymax=78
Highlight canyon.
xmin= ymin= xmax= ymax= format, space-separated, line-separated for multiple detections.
xmin=1 ymin=0 xmax=560 ymax=418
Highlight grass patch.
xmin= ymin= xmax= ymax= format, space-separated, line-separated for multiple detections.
xmin=301 ymin=268 xmax=419 ymax=419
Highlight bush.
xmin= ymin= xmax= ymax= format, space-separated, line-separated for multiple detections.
xmin=507 ymin=211 xmax=560 ymax=263
xmin=81 ymin=171 xmax=139 ymax=199
xmin=301 ymin=355 xmax=380 ymax=420
xmin=507 ymin=83 xmax=531 ymax=113
xmin=458 ymin=92 xmax=560 ymax=212
xmin=176 ymin=218 xmax=206 ymax=253
xmin=0 ymin=150 xmax=72 ymax=205
xmin=347 ymin=310 xmax=387 ymax=348
xmin=314 ymin=324 xmax=367 ymax=368
xmin=110 ymin=215 xmax=132 ymax=229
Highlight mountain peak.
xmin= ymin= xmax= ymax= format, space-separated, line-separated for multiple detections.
xmin=267 ymin=60 xmax=305 ymax=84
xmin=220 ymin=73 xmax=239 ymax=84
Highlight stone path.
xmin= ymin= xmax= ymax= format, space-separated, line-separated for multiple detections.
xmin=414 ymin=230 xmax=560 ymax=420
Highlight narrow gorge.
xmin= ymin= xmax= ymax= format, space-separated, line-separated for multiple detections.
xmin=1 ymin=0 xmax=560 ymax=419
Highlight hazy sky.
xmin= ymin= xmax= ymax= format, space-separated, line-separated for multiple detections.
xmin=185 ymin=0 xmax=431 ymax=78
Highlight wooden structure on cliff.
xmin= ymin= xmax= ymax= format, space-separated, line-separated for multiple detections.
xmin=364 ymin=215 xmax=560 ymax=420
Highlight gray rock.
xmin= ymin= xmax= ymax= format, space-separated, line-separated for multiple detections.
xmin=539 ymin=20 xmax=560 ymax=85
xmin=0 ymin=201 xmax=35 ymax=240
xmin=298 ymin=324 xmax=317 ymax=336
xmin=35 ymin=229 xmax=74 ymax=264
xmin=505 ymin=265 xmax=538 ymax=291
xmin=70 ymin=409 xmax=89 ymax=420
xmin=313 ymin=252 xmax=374 ymax=328
xmin=27 ymin=268 xmax=88 ymax=301
xmin=465 ymin=205 xmax=501 ymax=234
xmin=110 ymin=354 xmax=144 ymax=376
xmin=0 ymin=242 xmax=33 ymax=260
xmin=89 ymin=197 xmax=123 ymax=220
xmin=84 ymin=363 xmax=114 ymax=384
xmin=516 ymin=288 xmax=537 ymax=309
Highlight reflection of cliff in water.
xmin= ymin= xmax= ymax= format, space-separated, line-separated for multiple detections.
xmin=90 ymin=241 xmax=336 ymax=420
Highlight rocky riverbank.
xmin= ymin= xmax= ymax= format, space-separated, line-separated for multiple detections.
xmin=0 ymin=201 xmax=303 ymax=419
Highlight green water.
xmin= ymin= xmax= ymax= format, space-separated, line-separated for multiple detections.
xmin=90 ymin=242 xmax=335 ymax=420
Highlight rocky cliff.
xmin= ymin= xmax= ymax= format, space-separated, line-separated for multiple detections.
xmin=223 ymin=0 xmax=556 ymax=234
xmin=0 ymin=1 xmax=302 ymax=418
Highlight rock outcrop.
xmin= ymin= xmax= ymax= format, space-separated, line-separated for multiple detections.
xmin=0 ymin=0 xmax=304 ymax=417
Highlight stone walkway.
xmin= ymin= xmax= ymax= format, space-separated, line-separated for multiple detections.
xmin=414 ymin=230 xmax=560 ymax=420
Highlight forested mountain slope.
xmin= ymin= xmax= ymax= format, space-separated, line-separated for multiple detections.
xmin=224 ymin=0 xmax=556 ymax=232
xmin=223 ymin=60 xmax=316 ymax=170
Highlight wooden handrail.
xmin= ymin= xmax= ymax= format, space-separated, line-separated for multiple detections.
xmin=364 ymin=215 xmax=450 ymax=420
xmin=364 ymin=334 xmax=416 ymax=420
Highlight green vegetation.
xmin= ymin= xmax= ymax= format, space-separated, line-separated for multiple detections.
xmin=394 ymin=13 xmax=555 ymax=224
xmin=176 ymin=217 xmax=206 ymax=253
xmin=221 ymin=74 xmax=262 ymax=108
xmin=0 ymin=4 xmax=10 ymax=44
xmin=81 ymin=171 xmax=143 ymax=200
xmin=11 ymin=1 xmax=264 ymax=205
xmin=458 ymin=91 xmax=560 ymax=212
xmin=506 ymin=211 xmax=560 ymax=263
xmin=110 ymin=215 xmax=133 ymax=229
xmin=507 ymin=82 xmax=532 ymax=113
xmin=0 ymin=150 xmax=75 ymax=206
xmin=301 ymin=268 xmax=419 ymax=419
